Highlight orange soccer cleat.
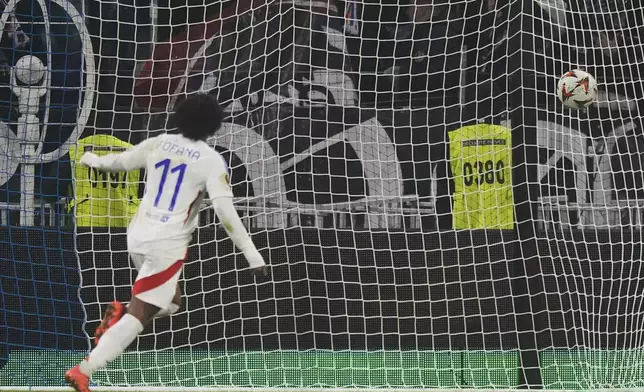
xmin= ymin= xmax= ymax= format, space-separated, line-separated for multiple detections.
xmin=93 ymin=300 xmax=125 ymax=345
xmin=65 ymin=365 xmax=91 ymax=392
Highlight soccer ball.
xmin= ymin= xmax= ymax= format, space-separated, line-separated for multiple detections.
xmin=14 ymin=55 xmax=46 ymax=84
xmin=557 ymin=69 xmax=598 ymax=109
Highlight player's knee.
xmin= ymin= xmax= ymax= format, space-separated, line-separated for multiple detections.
xmin=127 ymin=297 xmax=157 ymax=325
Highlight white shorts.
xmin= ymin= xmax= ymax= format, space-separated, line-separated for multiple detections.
xmin=130 ymin=252 xmax=185 ymax=309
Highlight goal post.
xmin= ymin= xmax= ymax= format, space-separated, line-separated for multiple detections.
xmin=2 ymin=0 xmax=644 ymax=389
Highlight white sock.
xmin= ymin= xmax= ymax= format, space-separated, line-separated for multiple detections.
xmin=79 ymin=314 xmax=144 ymax=377
xmin=154 ymin=302 xmax=180 ymax=319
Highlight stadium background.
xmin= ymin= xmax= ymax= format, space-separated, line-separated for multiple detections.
xmin=1 ymin=0 xmax=644 ymax=388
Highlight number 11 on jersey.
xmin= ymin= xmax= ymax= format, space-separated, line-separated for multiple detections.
xmin=154 ymin=158 xmax=187 ymax=211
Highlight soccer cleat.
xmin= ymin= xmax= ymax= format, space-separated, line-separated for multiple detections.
xmin=94 ymin=300 xmax=124 ymax=345
xmin=65 ymin=365 xmax=90 ymax=392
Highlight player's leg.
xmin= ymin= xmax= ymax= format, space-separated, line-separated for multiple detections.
xmin=90 ymin=252 xmax=147 ymax=345
xmin=125 ymin=254 xmax=181 ymax=319
xmin=128 ymin=295 xmax=162 ymax=322
xmin=64 ymin=297 xmax=156 ymax=392
xmin=65 ymin=297 xmax=159 ymax=392
xmin=154 ymin=284 xmax=182 ymax=318
xmin=93 ymin=261 xmax=180 ymax=343
xmin=65 ymin=253 xmax=184 ymax=392
xmin=92 ymin=287 xmax=178 ymax=345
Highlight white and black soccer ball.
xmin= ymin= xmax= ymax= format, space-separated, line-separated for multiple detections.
xmin=557 ymin=69 xmax=598 ymax=110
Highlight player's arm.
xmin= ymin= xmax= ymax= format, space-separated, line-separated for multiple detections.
xmin=79 ymin=138 xmax=155 ymax=172
xmin=206 ymin=162 xmax=267 ymax=276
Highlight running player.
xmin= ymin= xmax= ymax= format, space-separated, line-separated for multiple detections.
xmin=65 ymin=93 xmax=268 ymax=392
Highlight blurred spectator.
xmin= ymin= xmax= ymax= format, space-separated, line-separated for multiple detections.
xmin=383 ymin=0 xmax=463 ymax=108
xmin=2 ymin=0 xmax=29 ymax=49
xmin=461 ymin=0 xmax=510 ymax=110
xmin=405 ymin=0 xmax=435 ymax=22
xmin=341 ymin=0 xmax=389 ymax=106
xmin=80 ymin=0 xmax=152 ymax=119
xmin=136 ymin=0 xmax=357 ymax=112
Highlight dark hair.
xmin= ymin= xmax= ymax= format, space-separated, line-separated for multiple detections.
xmin=172 ymin=93 xmax=224 ymax=141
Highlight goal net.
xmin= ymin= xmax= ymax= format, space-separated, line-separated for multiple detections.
xmin=1 ymin=0 xmax=644 ymax=389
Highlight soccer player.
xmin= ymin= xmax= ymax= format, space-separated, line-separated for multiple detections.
xmin=65 ymin=93 xmax=268 ymax=392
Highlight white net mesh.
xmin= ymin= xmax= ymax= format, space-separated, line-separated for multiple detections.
xmin=1 ymin=0 xmax=644 ymax=389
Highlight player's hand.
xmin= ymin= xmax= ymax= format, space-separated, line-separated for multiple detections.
xmin=244 ymin=249 xmax=268 ymax=277
xmin=250 ymin=265 xmax=269 ymax=277
xmin=79 ymin=152 xmax=100 ymax=167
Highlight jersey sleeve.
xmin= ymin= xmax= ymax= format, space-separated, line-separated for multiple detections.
xmin=90 ymin=137 xmax=156 ymax=172
xmin=126 ymin=167 xmax=142 ymax=205
xmin=205 ymin=153 xmax=234 ymax=199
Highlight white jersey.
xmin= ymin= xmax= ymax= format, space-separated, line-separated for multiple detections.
xmin=87 ymin=133 xmax=233 ymax=259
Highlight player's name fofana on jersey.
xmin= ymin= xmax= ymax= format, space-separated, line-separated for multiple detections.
xmin=157 ymin=139 xmax=202 ymax=160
